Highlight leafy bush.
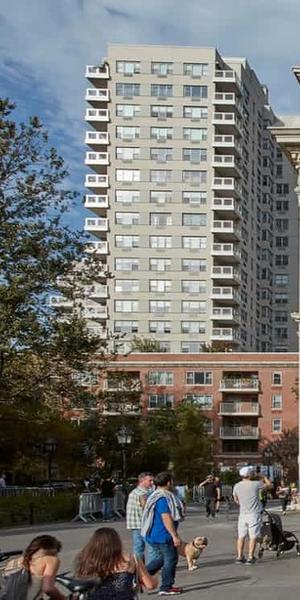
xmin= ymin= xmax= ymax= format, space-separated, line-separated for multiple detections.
xmin=0 ymin=493 xmax=78 ymax=527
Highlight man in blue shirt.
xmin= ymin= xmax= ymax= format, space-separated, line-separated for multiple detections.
xmin=143 ymin=472 xmax=183 ymax=595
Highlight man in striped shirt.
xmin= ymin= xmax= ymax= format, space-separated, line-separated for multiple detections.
xmin=126 ymin=471 xmax=157 ymax=561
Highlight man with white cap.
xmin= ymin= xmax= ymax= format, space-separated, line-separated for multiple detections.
xmin=233 ymin=466 xmax=271 ymax=564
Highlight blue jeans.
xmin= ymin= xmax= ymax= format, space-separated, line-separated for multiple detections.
xmin=146 ymin=542 xmax=178 ymax=592
xmin=102 ymin=497 xmax=114 ymax=519
xmin=132 ymin=530 xmax=161 ymax=562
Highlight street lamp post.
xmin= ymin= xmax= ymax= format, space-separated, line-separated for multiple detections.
xmin=43 ymin=438 xmax=57 ymax=484
xmin=116 ymin=427 xmax=132 ymax=480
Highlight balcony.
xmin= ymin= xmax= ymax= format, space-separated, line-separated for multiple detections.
xmin=219 ymin=426 xmax=260 ymax=439
xmin=213 ymin=112 xmax=243 ymax=135
xmin=87 ymin=285 xmax=108 ymax=300
xmin=212 ymin=177 xmax=242 ymax=197
xmin=85 ymin=241 xmax=109 ymax=255
xmin=83 ymin=306 xmax=108 ymax=320
xmin=85 ymin=88 xmax=109 ymax=102
xmin=220 ymin=378 xmax=260 ymax=392
xmin=84 ymin=218 xmax=108 ymax=233
xmin=211 ymin=307 xmax=240 ymax=322
xmin=211 ymin=220 xmax=241 ymax=240
xmin=84 ymin=195 xmax=109 ymax=211
xmin=85 ymin=152 xmax=109 ymax=168
xmin=86 ymin=64 xmax=110 ymax=80
xmin=219 ymin=402 xmax=260 ymax=416
xmin=211 ymin=286 xmax=240 ymax=303
xmin=213 ymin=70 xmax=242 ymax=92
xmin=85 ymin=109 xmax=109 ymax=123
xmin=211 ymin=266 xmax=240 ymax=282
xmin=85 ymin=174 xmax=109 ymax=190
xmin=85 ymin=131 xmax=109 ymax=146
xmin=212 ymin=197 xmax=242 ymax=217
xmin=49 ymin=296 xmax=73 ymax=310
xmin=211 ymin=243 xmax=241 ymax=262
xmin=212 ymin=154 xmax=242 ymax=176
xmin=213 ymin=134 xmax=243 ymax=156
xmin=210 ymin=328 xmax=240 ymax=342
xmin=213 ymin=92 xmax=236 ymax=104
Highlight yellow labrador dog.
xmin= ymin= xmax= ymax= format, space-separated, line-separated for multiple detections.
xmin=178 ymin=536 xmax=208 ymax=571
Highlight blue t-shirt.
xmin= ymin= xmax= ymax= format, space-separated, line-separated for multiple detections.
xmin=146 ymin=497 xmax=173 ymax=544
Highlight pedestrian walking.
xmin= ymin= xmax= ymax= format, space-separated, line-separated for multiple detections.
xmin=233 ymin=466 xmax=272 ymax=564
xmin=126 ymin=471 xmax=158 ymax=562
xmin=199 ymin=475 xmax=218 ymax=518
xmin=276 ymin=481 xmax=291 ymax=515
xmin=100 ymin=475 xmax=116 ymax=521
xmin=141 ymin=472 xmax=183 ymax=596
xmin=214 ymin=476 xmax=222 ymax=514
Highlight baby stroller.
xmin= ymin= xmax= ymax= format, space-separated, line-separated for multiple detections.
xmin=258 ymin=510 xmax=300 ymax=559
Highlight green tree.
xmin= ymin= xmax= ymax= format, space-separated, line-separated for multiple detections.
xmin=263 ymin=429 xmax=298 ymax=482
xmin=130 ymin=336 xmax=162 ymax=352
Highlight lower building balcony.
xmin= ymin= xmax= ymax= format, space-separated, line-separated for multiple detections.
xmin=212 ymin=177 xmax=242 ymax=197
xmin=211 ymin=243 xmax=241 ymax=262
xmin=85 ymin=131 xmax=109 ymax=146
xmin=212 ymin=155 xmax=242 ymax=176
xmin=211 ymin=286 xmax=240 ymax=303
xmin=219 ymin=402 xmax=260 ymax=416
xmin=212 ymin=220 xmax=241 ymax=240
xmin=212 ymin=197 xmax=242 ymax=218
xmin=85 ymin=241 xmax=109 ymax=255
xmin=85 ymin=152 xmax=109 ymax=169
xmin=49 ymin=296 xmax=73 ymax=310
xmin=213 ymin=70 xmax=243 ymax=92
xmin=85 ymin=174 xmax=109 ymax=190
xmin=220 ymin=378 xmax=260 ymax=392
xmin=85 ymin=88 xmax=109 ymax=103
xmin=212 ymin=135 xmax=243 ymax=155
xmin=210 ymin=328 xmax=240 ymax=342
xmin=211 ymin=266 xmax=240 ymax=283
xmin=82 ymin=306 xmax=108 ymax=320
xmin=84 ymin=195 xmax=109 ymax=212
xmin=219 ymin=426 xmax=260 ymax=439
xmin=84 ymin=218 xmax=108 ymax=234
xmin=211 ymin=307 xmax=240 ymax=323
xmin=86 ymin=64 xmax=110 ymax=80
xmin=213 ymin=112 xmax=243 ymax=135
xmin=85 ymin=109 xmax=109 ymax=124
xmin=87 ymin=285 xmax=108 ymax=300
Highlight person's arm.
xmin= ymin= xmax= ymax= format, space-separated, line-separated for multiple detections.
xmin=161 ymin=513 xmax=181 ymax=546
xmin=199 ymin=479 xmax=208 ymax=487
xmin=41 ymin=556 xmax=66 ymax=600
xmin=136 ymin=558 xmax=158 ymax=590
xmin=261 ymin=476 xmax=272 ymax=490
xmin=216 ymin=486 xmax=221 ymax=501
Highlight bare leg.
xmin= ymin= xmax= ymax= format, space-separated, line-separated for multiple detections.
xmin=248 ymin=537 xmax=257 ymax=559
xmin=237 ymin=536 xmax=245 ymax=559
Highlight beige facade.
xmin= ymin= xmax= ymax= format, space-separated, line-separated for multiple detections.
xmin=84 ymin=45 xmax=298 ymax=353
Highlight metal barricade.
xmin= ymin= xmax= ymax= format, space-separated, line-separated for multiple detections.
xmin=113 ymin=488 xmax=126 ymax=518
xmin=0 ymin=486 xmax=55 ymax=497
xmin=73 ymin=492 xmax=103 ymax=523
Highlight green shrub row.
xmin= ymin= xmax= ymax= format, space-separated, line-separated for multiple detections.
xmin=0 ymin=493 xmax=78 ymax=527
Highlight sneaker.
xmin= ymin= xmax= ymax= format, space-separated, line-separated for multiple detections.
xmin=158 ymin=587 xmax=183 ymax=595
xmin=235 ymin=556 xmax=246 ymax=564
xmin=246 ymin=557 xmax=256 ymax=564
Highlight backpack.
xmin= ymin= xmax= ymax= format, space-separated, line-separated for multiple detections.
xmin=0 ymin=558 xmax=30 ymax=600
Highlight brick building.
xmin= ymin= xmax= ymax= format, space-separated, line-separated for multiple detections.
xmin=105 ymin=352 xmax=298 ymax=470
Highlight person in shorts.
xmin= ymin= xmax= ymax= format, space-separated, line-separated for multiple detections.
xmin=233 ymin=466 xmax=271 ymax=564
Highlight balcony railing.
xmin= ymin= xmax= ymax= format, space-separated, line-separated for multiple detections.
xmin=85 ymin=88 xmax=109 ymax=102
xmin=49 ymin=296 xmax=73 ymax=309
xmin=213 ymin=70 xmax=242 ymax=91
xmin=85 ymin=241 xmax=109 ymax=255
xmin=85 ymin=152 xmax=109 ymax=166
xmin=211 ymin=243 xmax=241 ymax=259
xmin=220 ymin=378 xmax=260 ymax=391
xmin=211 ymin=287 xmax=240 ymax=301
xmin=212 ymin=197 xmax=242 ymax=215
xmin=211 ymin=307 xmax=240 ymax=321
xmin=85 ymin=131 xmax=109 ymax=145
xmin=211 ymin=266 xmax=240 ymax=279
xmin=87 ymin=285 xmax=108 ymax=299
xmin=219 ymin=402 xmax=260 ymax=415
xmin=82 ymin=306 xmax=108 ymax=320
xmin=85 ymin=174 xmax=109 ymax=188
xmin=219 ymin=426 xmax=260 ymax=439
xmin=84 ymin=195 xmax=109 ymax=209
xmin=213 ymin=92 xmax=236 ymax=104
xmin=86 ymin=64 xmax=110 ymax=79
xmin=212 ymin=220 xmax=241 ymax=237
xmin=85 ymin=109 xmax=109 ymax=122
xmin=211 ymin=328 xmax=240 ymax=341
xmin=84 ymin=218 xmax=108 ymax=232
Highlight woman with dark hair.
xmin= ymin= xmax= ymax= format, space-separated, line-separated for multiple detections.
xmin=6 ymin=534 xmax=65 ymax=599
xmin=75 ymin=527 xmax=157 ymax=600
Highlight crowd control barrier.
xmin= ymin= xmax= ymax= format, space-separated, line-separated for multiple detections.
xmin=73 ymin=490 xmax=126 ymax=523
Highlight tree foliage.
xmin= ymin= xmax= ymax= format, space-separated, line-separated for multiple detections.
xmin=263 ymin=428 xmax=298 ymax=482
xmin=130 ymin=336 xmax=162 ymax=353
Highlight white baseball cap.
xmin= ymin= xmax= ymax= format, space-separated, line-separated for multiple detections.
xmin=239 ymin=466 xmax=255 ymax=478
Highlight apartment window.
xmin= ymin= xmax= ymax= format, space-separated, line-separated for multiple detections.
xmin=183 ymin=63 xmax=208 ymax=77
xmin=272 ymin=372 xmax=282 ymax=385
xmin=151 ymin=84 xmax=173 ymax=97
xmin=183 ymin=127 xmax=207 ymax=141
xmin=272 ymin=394 xmax=282 ymax=410
xmin=114 ymin=320 xmax=138 ymax=333
xmin=150 ymin=236 xmax=172 ymax=248
xmin=116 ymin=61 xmax=140 ymax=74
xmin=149 ymin=258 xmax=171 ymax=271
xmin=115 ymin=190 xmax=140 ymax=204
xmin=115 ymin=279 xmax=139 ymax=292
xmin=149 ymin=321 xmax=171 ymax=334
xmin=183 ymin=85 xmax=208 ymax=98
xmin=186 ymin=371 xmax=212 ymax=384
xmin=151 ymin=105 xmax=173 ymax=118
xmin=274 ymin=311 xmax=288 ymax=323
xmin=182 ymin=300 xmax=206 ymax=313
xmin=272 ymin=418 xmax=282 ymax=433
xmin=148 ymin=393 xmax=174 ymax=409
xmin=274 ymin=274 xmax=288 ymax=287
xmin=116 ymin=83 xmax=140 ymax=96
xmin=115 ymin=258 xmax=139 ymax=271
xmin=274 ymin=293 xmax=288 ymax=304
xmin=182 ymin=280 xmax=207 ymax=293
xmin=150 ymin=148 xmax=173 ymax=161
xmin=150 ymin=191 xmax=172 ymax=204
xmin=150 ymin=170 xmax=172 ymax=183
xmin=182 ymin=191 xmax=207 ymax=205
xmin=115 ymin=212 xmax=140 ymax=225
xmin=148 ymin=371 xmax=174 ymax=385
xmin=181 ymin=341 xmax=203 ymax=353
xmin=159 ymin=341 xmax=171 ymax=352
xmin=150 ymin=280 xmax=171 ymax=292
xmin=182 ymin=259 xmax=206 ymax=272
xmin=181 ymin=321 xmax=206 ymax=334
xmin=149 ymin=300 xmax=171 ymax=313
xmin=116 ymin=104 xmax=141 ymax=117
xmin=276 ymin=200 xmax=289 ymax=212
xmin=183 ymin=148 xmax=207 ymax=162
xmin=276 ymin=219 xmax=288 ymax=232
xmin=185 ymin=394 xmax=213 ymax=409
xmin=203 ymin=418 xmax=214 ymax=434
xmin=275 ymin=237 xmax=288 ymax=248
xmin=150 ymin=213 xmax=172 ymax=226
xmin=182 ymin=213 xmax=207 ymax=226
xmin=115 ymin=300 xmax=139 ymax=312
xmin=116 ymin=169 xmax=140 ymax=182
xmin=116 ymin=147 xmax=140 ymax=160
xmin=182 ymin=236 xmax=207 ymax=249
xmin=275 ymin=255 xmax=289 ymax=266
xmin=183 ymin=106 xmax=208 ymax=119
xmin=276 ymin=183 xmax=289 ymax=195
xmin=275 ymin=327 xmax=288 ymax=339
xmin=150 ymin=127 xmax=173 ymax=141
xmin=115 ymin=235 xmax=139 ymax=248
xmin=151 ymin=62 xmax=173 ymax=75
xmin=116 ymin=126 xmax=140 ymax=140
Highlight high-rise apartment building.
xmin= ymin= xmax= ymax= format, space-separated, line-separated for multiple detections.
xmin=84 ymin=45 xmax=298 ymax=353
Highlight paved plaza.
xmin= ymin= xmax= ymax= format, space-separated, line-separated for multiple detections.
xmin=1 ymin=504 xmax=300 ymax=598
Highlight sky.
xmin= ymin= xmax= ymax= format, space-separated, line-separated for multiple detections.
xmin=1 ymin=0 xmax=300 ymax=229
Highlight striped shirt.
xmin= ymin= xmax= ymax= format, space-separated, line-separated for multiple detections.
xmin=126 ymin=486 xmax=150 ymax=530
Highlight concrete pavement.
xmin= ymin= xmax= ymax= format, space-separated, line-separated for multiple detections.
xmin=1 ymin=504 xmax=300 ymax=598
